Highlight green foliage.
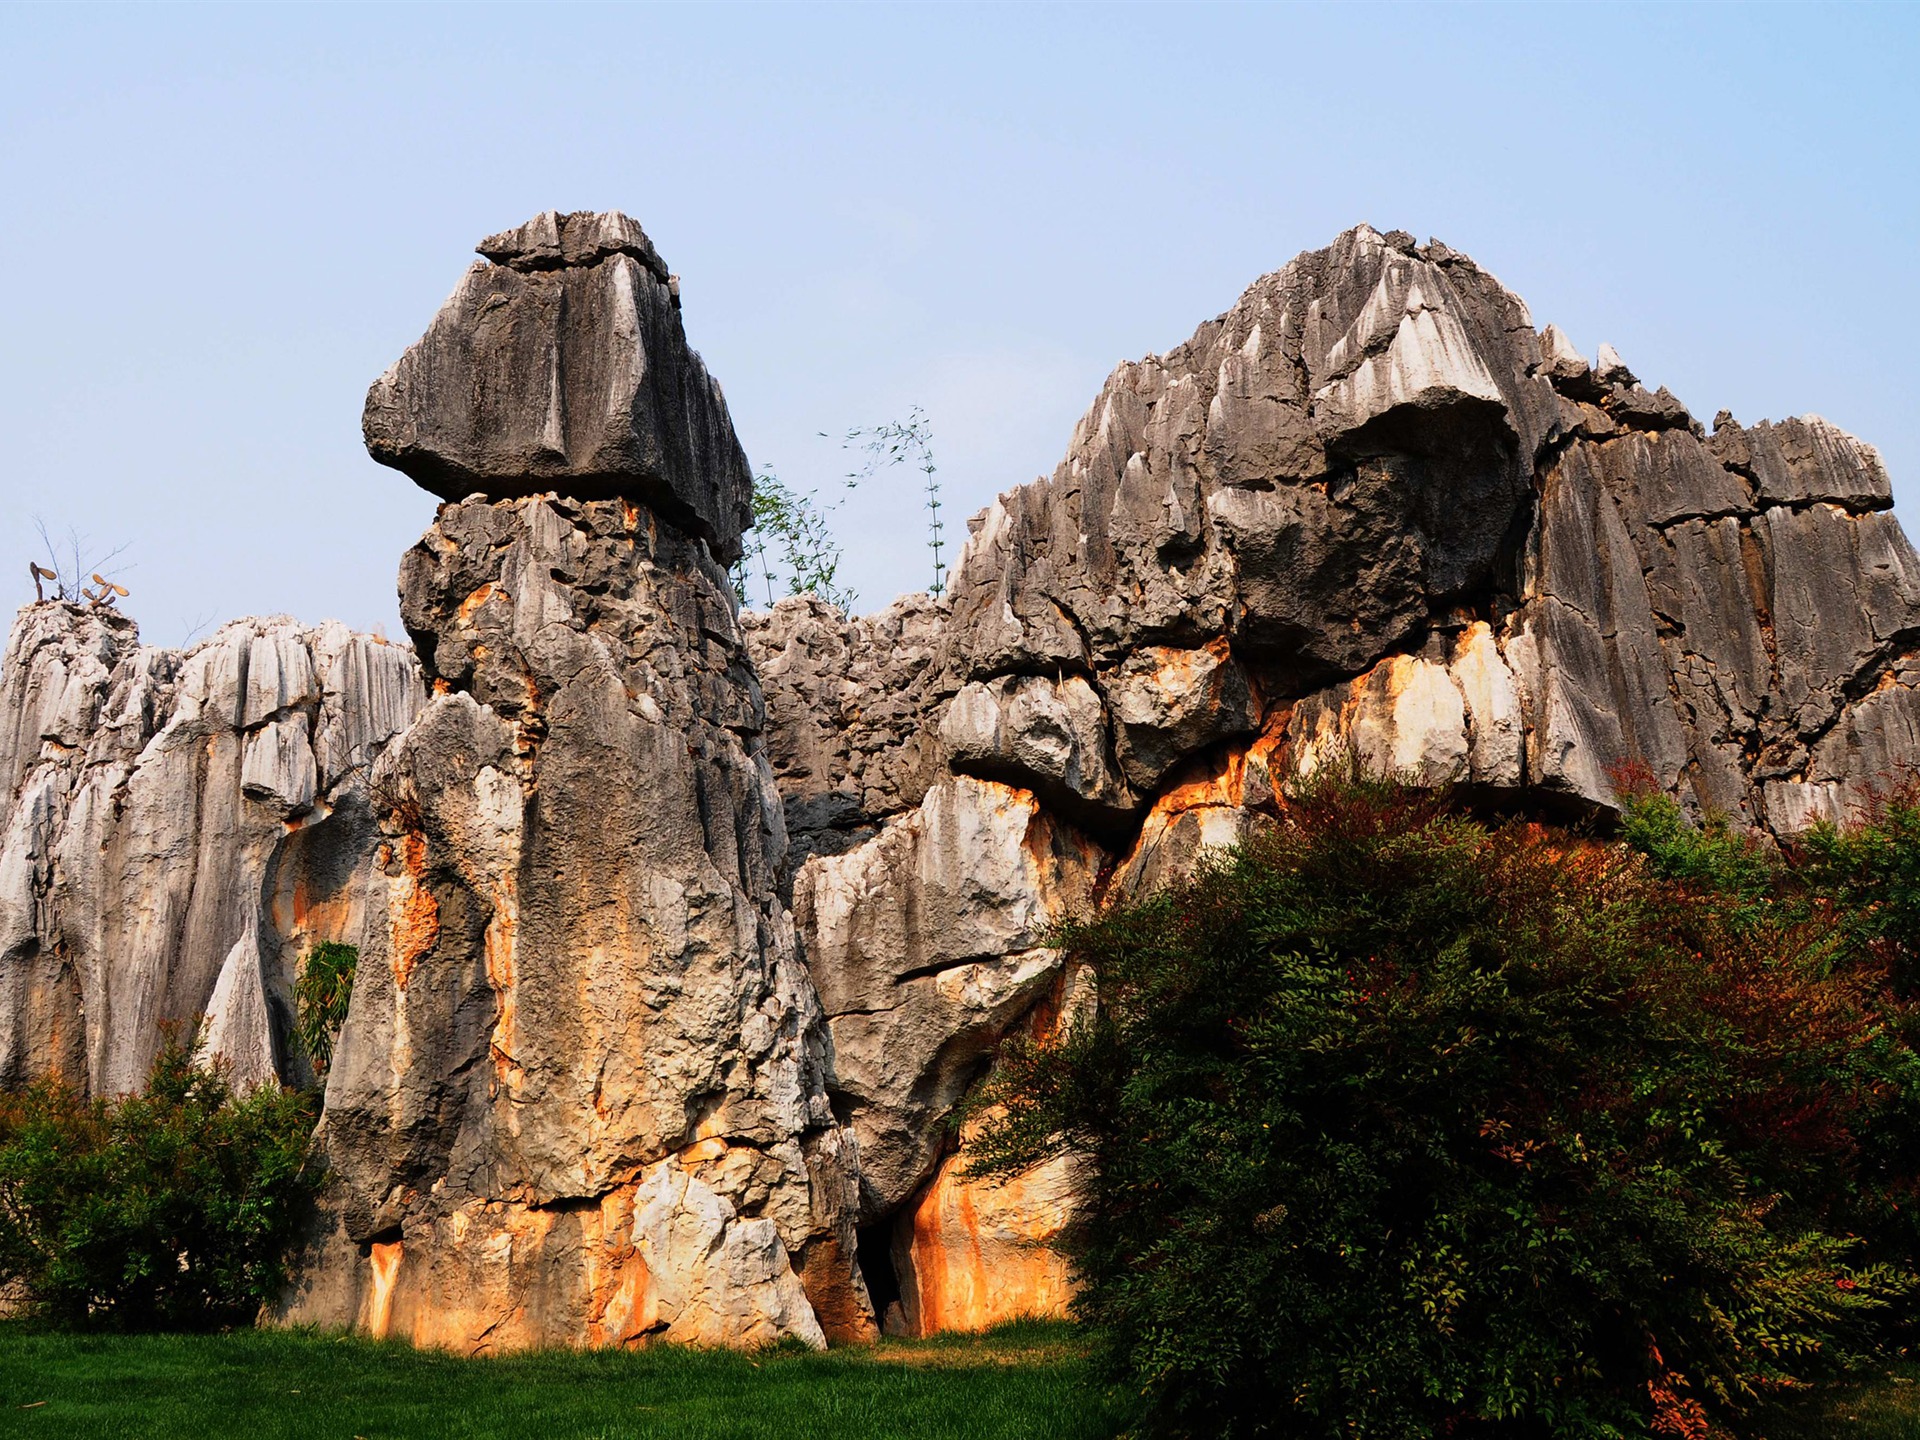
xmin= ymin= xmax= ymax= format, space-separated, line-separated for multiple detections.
xmin=732 ymin=410 xmax=947 ymax=611
xmin=293 ymin=941 xmax=358 ymax=1079
xmin=1613 ymin=763 xmax=1779 ymax=910
xmin=968 ymin=772 xmax=1920 ymax=1439
xmin=842 ymin=406 xmax=945 ymax=597
xmin=0 ymin=1038 xmax=320 ymax=1329
xmin=732 ymin=467 xmax=857 ymax=610
xmin=1796 ymin=778 xmax=1920 ymax=990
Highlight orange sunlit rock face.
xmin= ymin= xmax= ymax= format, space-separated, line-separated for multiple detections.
xmin=386 ymin=830 xmax=439 ymax=992
xmin=895 ymin=1146 xmax=1080 ymax=1336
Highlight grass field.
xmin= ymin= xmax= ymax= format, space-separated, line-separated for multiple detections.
xmin=1749 ymin=1365 xmax=1920 ymax=1439
xmin=14 ymin=1320 xmax=1920 ymax=1440
xmin=0 ymin=1319 xmax=1122 ymax=1440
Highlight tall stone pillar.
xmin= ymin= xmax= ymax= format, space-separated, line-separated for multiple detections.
xmin=281 ymin=212 xmax=866 ymax=1350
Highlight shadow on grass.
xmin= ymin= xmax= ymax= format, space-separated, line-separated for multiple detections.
xmin=1747 ymin=1363 xmax=1920 ymax=1440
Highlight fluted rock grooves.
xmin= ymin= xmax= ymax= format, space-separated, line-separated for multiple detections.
xmin=280 ymin=212 xmax=866 ymax=1349
xmin=4 ymin=215 xmax=1918 ymax=1346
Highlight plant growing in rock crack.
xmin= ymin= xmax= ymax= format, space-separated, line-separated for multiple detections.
xmin=29 ymin=516 xmax=132 ymax=607
xmin=731 ymin=467 xmax=858 ymax=611
xmin=840 ymin=406 xmax=945 ymax=597
xmin=293 ymin=941 xmax=358 ymax=1080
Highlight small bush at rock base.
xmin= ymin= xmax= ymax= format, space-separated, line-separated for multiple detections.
xmin=968 ymin=773 xmax=1920 ymax=1438
xmin=0 ymin=1037 xmax=320 ymax=1329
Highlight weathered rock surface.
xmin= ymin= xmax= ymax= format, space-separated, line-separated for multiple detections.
xmin=7 ymin=218 xmax=1920 ymax=1348
xmin=793 ymin=776 xmax=1100 ymax=1220
xmin=0 ymin=603 xmax=422 ymax=1096
xmin=742 ymin=595 xmax=950 ymax=868
xmin=364 ymin=210 xmax=753 ymax=564
xmin=280 ymin=213 xmax=866 ymax=1351
xmin=743 ymin=223 xmax=1920 ymax=1332
xmin=278 ymin=493 xmax=862 ymax=1350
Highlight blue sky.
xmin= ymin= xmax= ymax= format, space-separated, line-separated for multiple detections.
xmin=4 ymin=2 xmax=1917 ymax=642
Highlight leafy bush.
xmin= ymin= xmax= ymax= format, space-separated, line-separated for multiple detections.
xmin=0 ymin=1038 xmax=320 ymax=1329
xmin=293 ymin=940 xmax=358 ymax=1079
xmin=733 ymin=467 xmax=857 ymax=610
xmin=1796 ymin=779 xmax=1920 ymax=990
xmin=967 ymin=774 xmax=1920 ymax=1438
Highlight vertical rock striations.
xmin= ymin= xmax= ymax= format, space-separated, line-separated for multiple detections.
xmin=746 ymin=223 xmax=1920 ymax=1334
xmin=5 ymin=217 xmax=1918 ymax=1347
xmin=0 ymin=604 xmax=422 ymax=1095
xmin=281 ymin=213 xmax=865 ymax=1351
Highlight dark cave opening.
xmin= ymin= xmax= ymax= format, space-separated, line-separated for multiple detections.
xmin=856 ymin=1221 xmax=902 ymax=1327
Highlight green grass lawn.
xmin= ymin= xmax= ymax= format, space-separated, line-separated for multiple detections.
xmin=0 ymin=1319 xmax=1122 ymax=1440
xmin=1749 ymin=1364 xmax=1920 ymax=1440
xmin=21 ymin=1320 xmax=1920 ymax=1440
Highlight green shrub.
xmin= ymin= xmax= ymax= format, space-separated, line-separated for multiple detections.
xmin=1614 ymin=771 xmax=1920 ymax=1275
xmin=293 ymin=940 xmax=358 ymax=1079
xmin=0 ymin=1037 xmax=320 ymax=1329
xmin=967 ymin=774 xmax=1918 ymax=1438
xmin=1795 ymin=779 xmax=1920 ymax=990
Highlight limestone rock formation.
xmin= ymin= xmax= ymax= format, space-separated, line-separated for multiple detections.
xmin=281 ymin=495 xmax=861 ymax=1350
xmin=5 ymin=217 xmax=1918 ymax=1349
xmin=280 ymin=214 xmax=866 ymax=1352
xmin=0 ymin=603 xmax=421 ymax=1095
xmin=745 ymin=223 xmax=1920 ymax=1332
xmin=364 ymin=209 xmax=753 ymax=565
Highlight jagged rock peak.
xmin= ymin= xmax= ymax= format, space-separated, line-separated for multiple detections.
xmin=364 ymin=210 xmax=752 ymax=565
xmin=476 ymin=209 xmax=670 ymax=281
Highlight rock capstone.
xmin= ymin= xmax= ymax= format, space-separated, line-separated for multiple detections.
xmin=364 ymin=210 xmax=753 ymax=565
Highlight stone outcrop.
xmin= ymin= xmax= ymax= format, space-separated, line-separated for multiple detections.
xmin=279 ymin=493 xmax=862 ymax=1351
xmin=4 ymin=217 xmax=1918 ymax=1349
xmin=364 ymin=209 xmax=753 ymax=565
xmin=0 ymin=603 xmax=421 ymax=1096
xmin=745 ymin=223 xmax=1920 ymax=1332
xmin=278 ymin=214 xmax=867 ymax=1352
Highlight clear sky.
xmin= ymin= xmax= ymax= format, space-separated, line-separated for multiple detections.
xmin=5 ymin=2 xmax=1917 ymax=644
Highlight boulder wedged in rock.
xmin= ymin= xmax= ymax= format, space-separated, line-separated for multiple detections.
xmin=0 ymin=602 xmax=422 ymax=1095
xmin=364 ymin=209 xmax=753 ymax=565
xmin=280 ymin=494 xmax=863 ymax=1351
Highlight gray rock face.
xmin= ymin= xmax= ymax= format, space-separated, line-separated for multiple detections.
xmin=364 ymin=210 xmax=753 ymax=565
xmin=280 ymin=495 xmax=863 ymax=1351
xmin=280 ymin=215 xmax=871 ymax=1351
xmin=792 ymin=775 xmax=1100 ymax=1219
xmin=0 ymin=602 xmax=422 ymax=1096
xmin=743 ymin=595 xmax=951 ymax=868
xmin=741 ymin=223 xmax=1920 ymax=1334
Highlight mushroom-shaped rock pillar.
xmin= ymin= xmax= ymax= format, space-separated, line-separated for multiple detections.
xmin=280 ymin=214 xmax=869 ymax=1353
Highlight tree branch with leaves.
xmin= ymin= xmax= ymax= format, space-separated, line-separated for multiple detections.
xmin=730 ymin=468 xmax=858 ymax=612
